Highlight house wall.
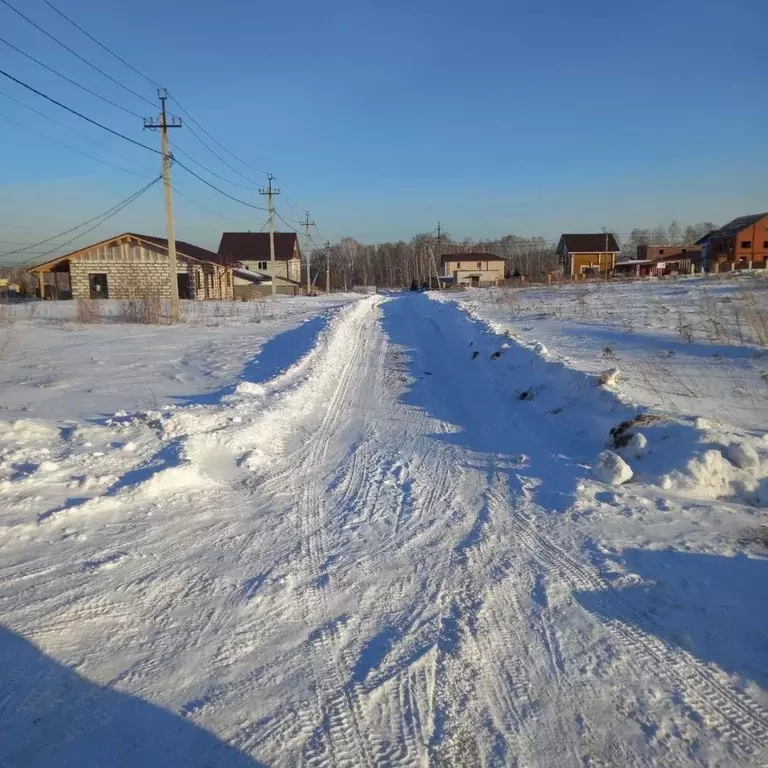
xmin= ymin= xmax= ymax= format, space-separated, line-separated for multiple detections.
xmin=638 ymin=245 xmax=702 ymax=261
xmin=62 ymin=240 xmax=234 ymax=301
xmin=568 ymin=252 xmax=617 ymax=278
xmin=239 ymin=258 xmax=301 ymax=283
xmin=442 ymin=259 xmax=505 ymax=284
xmin=733 ymin=215 xmax=768 ymax=265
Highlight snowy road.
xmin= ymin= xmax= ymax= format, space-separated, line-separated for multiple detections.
xmin=2 ymin=294 xmax=767 ymax=766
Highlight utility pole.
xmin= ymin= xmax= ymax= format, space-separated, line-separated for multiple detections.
xmin=324 ymin=241 xmax=331 ymax=294
xmin=144 ymin=89 xmax=182 ymax=321
xmin=259 ymin=174 xmax=280 ymax=297
xmin=434 ymin=221 xmax=444 ymax=290
xmin=301 ymin=211 xmax=315 ymax=295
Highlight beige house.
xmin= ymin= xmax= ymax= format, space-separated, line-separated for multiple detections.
xmin=441 ymin=253 xmax=507 ymax=286
xmin=28 ymin=233 xmax=237 ymax=301
xmin=218 ymin=232 xmax=302 ymax=297
xmin=556 ymin=233 xmax=620 ymax=279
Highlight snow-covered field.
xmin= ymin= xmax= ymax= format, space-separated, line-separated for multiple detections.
xmin=1 ymin=284 xmax=767 ymax=766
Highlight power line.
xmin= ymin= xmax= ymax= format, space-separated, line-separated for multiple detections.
xmin=169 ymin=139 xmax=259 ymax=190
xmin=173 ymin=157 xmax=267 ymax=211
xmin=172 ymin=185 xmax=249 ymax=224
xmin=0 ymin=88 xmax=156 ymax=174
xmin=0 ymin=68 xmax=160 ymax=154
xmin=0 ymin=176 xmax=161 ymax=264
xmin=37 ymin=0 xmax=161 ymax=90
xmin=0 ymin=36 xmax=144 ymax=118
xmin=8 ymin=0 xmax=271 ymax=190
xmin=0 ymin=74 xmax=268 ymax=214
xmin=169 ymin=95 xmax=268 ymax=180
xmin=274 ymin=209 xmax=299 ymax=232
xmin=0 ymin=110 xmax=153 ymax=178
xmin=0 ymin=0 xmax=156 ymax=109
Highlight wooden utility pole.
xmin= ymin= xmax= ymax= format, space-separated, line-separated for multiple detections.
xmin=144 ymin=89 xmax=182 ymax=321
xmin=324 ymin=241 xmax=331 ymax=294
xmin=301 ymin=210 xmax=315 ymax=295
xmin=434 ymin=221 xmax=444 ymax=290
xmin=259 ymin=174 xmax=280 ymax=297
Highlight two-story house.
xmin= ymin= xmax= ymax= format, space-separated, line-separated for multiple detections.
xmin=556 ymin=233 xmax=621 ymax=279
xmin=697 ymin=213 xmax=768 ymax=271
xmin=441 ymin=253 xmax=507 ymax=286
xmin=218 ymin=232 xmax=302 ymax=296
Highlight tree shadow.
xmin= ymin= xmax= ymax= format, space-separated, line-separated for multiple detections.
xmin=574 ymin=548 xmax=768 ymax=689
xmin=0 ymin=625 xmax=265 ymax=767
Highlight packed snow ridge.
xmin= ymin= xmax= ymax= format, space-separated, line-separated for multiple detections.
xmin=1 ymin=284 xmax=767 ymax=767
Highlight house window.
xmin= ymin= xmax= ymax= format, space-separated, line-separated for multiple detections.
xmin=741 ymin=241 xmax=751 ymax=248
xmin=476 ymin=262 xmax=482 ymax=269
xmin=195 ymin=271 xmax=201 ymax=289
xmin=88 ymin=273 xmax=108 ymax=299
xmin=456 ymin=262 xmax=461 ymax=269
xmin=658 ymin=249 xmax=664 ymax=255
xmin=257 ymin=261 xmax=268 ymax=270
xmin=763 ymin=241 xmax=768 ymax=249
xmin=226 ymin=272 xmax=231 ymax=286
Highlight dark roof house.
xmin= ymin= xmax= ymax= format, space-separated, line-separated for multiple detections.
xmin=217 ymin=232 xmax=301 ymax=263
xmin=27 ymin=232 xmax=236 ymax=302
xmin=695 ymin=212 xmax=768 ymax=269
xmin=556 ymin=233 xmax=621 ymax=278
xmin=558 ymin=234 xmax=620 ymax=253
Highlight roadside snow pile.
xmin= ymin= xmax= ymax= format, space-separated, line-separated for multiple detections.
xmin=429 ymin=290 xmax=768 ymax=506
xmin=91 ymin=298 xmax=385 ymax=503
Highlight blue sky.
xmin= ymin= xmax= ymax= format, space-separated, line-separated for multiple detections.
xmin=0 ymin=0 xmax=765 ymax=257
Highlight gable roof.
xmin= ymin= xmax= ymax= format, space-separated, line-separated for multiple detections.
xmin=135 ymin=234 xmax=227 ymax=265
xmin=707 ymin=213 xmax=768 ymax=239
xmin=218 ymin=232 xmax=301 ymax=262
xmin=440 ymin=252 xmax=506 ymax=264
xmin=559 ymin=233 xmax=620 ymax=253
xmin=27 ymin=232 xmax=229 ymax=272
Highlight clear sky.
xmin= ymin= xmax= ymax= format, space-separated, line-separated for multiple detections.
xmin=0 ymin=0 xmax=765 ymax=258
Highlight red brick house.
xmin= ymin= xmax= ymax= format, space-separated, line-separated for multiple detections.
xmin=698 ymin=212 xmax=768 ymax=271
xmin=636 ymin=244 xmax=702 ymax=263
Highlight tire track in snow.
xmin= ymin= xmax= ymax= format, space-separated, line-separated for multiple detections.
xmin=292 ymin=297 xmax=384 ymax=767
xmin=494 ymin=482 xmax=768 ymax=761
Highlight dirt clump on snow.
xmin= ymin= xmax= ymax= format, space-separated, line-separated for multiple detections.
xmin=609 ymin=413 xmax=662 ymax=450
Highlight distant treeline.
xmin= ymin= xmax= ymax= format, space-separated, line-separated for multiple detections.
xmin=310 ymin=220 xmax=718 ymax=288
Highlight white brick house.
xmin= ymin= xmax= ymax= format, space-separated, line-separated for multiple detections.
xmin=28 ymin=233 xmax=237 ymax=301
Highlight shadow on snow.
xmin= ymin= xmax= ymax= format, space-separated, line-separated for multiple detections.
xmin=380 ymin=294 xmax=620 ymax=512
xmin=0 ymin=625 xmax=265 ymax=767
xmin=174 ymin=313 xmax=332 ymax=407
xmin=574 ymin=548 xmax=768 ymax=689
xmin=40 ymin=312 xmax=335 ymax=521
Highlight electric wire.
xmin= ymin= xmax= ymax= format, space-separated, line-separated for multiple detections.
xmin=37 ymin=0 xmax=162 ymax=90
xmin=0 ymin=0 xmax=156 ymax=108
xmin=0 ymin=36 xmax=144 ymax=118
xmin=0 ymin=176 xmax=161 ymax=262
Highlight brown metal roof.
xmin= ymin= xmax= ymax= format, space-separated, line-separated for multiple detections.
xmin=134 ymin=234 xmax=231 ymax=265
xmin=559 ymin=233 xmax=620 ymax=253
xmin=218 ymin=232 xmax=301 ymax=262
xmin=27 ymin=233 xmax=233 ymax=272
xmin=702 ymin=213 xmax=768 ymax=240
